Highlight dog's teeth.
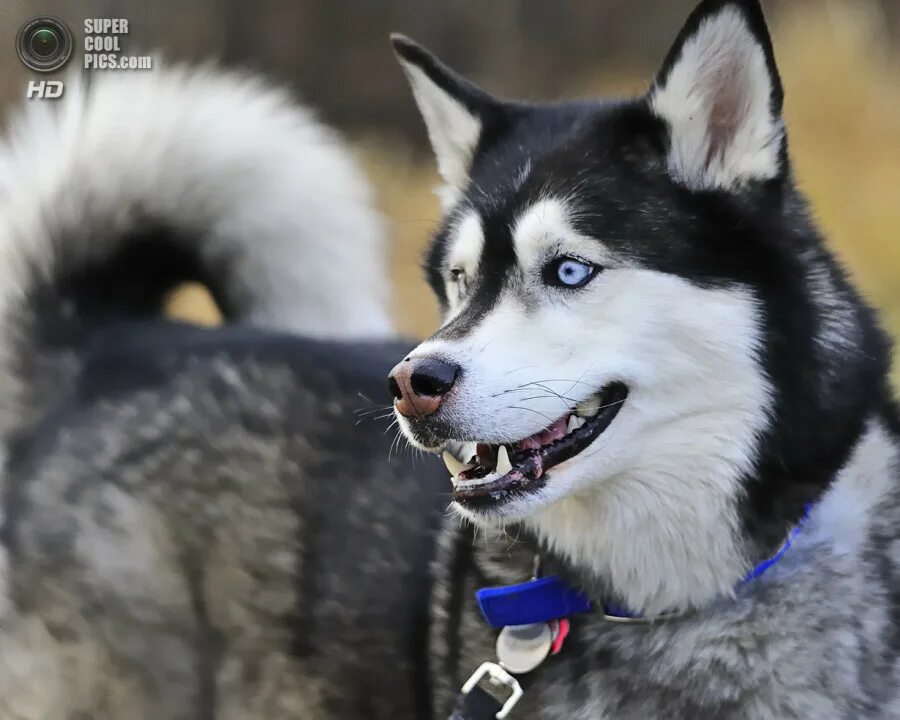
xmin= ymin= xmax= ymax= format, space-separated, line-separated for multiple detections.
xmin=567 ymin=415 xmax=585 ymax=433
xmin=442 ymin=451 xmax=474 ymax=477
xmin=576 ymin=400 xmax=600 ymax=418
xmin=496 ymin=445 xmax=513 ymax=475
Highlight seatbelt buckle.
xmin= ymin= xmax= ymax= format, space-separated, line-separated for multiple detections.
xmin=460 ymin=662 xmax=524 ymax=719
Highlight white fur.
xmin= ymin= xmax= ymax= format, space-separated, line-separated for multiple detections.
xmin=650 ymin=7 xmax=783 ymax=190
xmin=444 ymin=211 xmax=484 ymax=312
xmin=512 ymin=198 xmax=622 ymax=271
xmin=396 ymin=61 xmax=481 ymax=197
xmin=401 ymin=197 xmax=773 ymax=613
xmin=0 ymin=66 xmax=393 ymax=338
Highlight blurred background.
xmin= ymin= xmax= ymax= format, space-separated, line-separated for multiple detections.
xmin=1 ymin=0 xmax=898 ymax=384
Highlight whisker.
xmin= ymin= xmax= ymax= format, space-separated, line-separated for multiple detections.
xmin=356 ymin=411 xmax=398 ymax=426
xmin=507 ymin=406 xmax=558 ymax=424
xmin=490 ymin=378 xmax=605 ymax=399
xmin=504 ymin=524 xmax=524 ymax=552
xmin=516 ymin=394 xmax=575 ymax=405
xmin=388 ymin=428 xmax=404 ymax=461
xmin=500 ymin=397 xmax=625 ymax=430
xmin=565 ymin=361 xmax=600 ymax=398
xmin=354 ymin=404 xmax=394 ymax=416
xmin=594 ymin=398 xmax=627 ymax=412
xmin=355 ymin=392 xmax=386 ymax=408
xmin=526 ymin=382 xmax=581 ymax=404
xmin=382 ymin=418 xmax=400 ymax=435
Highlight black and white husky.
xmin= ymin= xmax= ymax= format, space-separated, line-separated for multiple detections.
xmin=0 ymin=1 xmax=898 ymax=718
xmin=388 ymin=0 xmax=900 ymax=715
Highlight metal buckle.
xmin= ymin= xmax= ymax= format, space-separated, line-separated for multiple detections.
xmin=599 ymin=608 xmax=684 ymax=624
xmin=461 ymin=662 xmax=524 ymax=719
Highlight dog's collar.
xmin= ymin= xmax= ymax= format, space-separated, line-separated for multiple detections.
xmin=454 ymin=508 xmax=814 ymax=717
xmin=476 ymin=575 xmax=590 ymax=629
xmin=477 ymin=504 xmax=813 ymax=625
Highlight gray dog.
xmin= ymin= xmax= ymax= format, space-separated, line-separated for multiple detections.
xmin=2 ymin=1 xmax=899 ymax=718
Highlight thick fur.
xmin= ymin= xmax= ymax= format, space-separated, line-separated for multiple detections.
xmin=2 ymin=2 xmax=900 ymax=719
xmin=0 ymin=65 xmax=392 ymax=461
xmin=1 ymin=326 xmax=447 ymax=720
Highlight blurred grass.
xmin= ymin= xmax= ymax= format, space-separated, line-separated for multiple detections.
xmin=780 ymin=1 xmax=900 ymax=393
xmin=170 ymin=0 xmax=900 ymax=388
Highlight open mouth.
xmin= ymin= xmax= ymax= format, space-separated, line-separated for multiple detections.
xmin=442 ymin=382 xmax=628 ymax=507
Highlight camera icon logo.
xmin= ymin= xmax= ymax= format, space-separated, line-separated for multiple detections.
xmin=16 ymin=17 xmax=74 ymax=73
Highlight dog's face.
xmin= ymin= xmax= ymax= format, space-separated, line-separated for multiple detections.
xmin=390 ymin=0 xmax=783 ymax=526
xmin=390 ymin=0 xmax=883 ymax=598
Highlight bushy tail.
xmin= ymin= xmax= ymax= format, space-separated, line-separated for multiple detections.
xmin=0 ymin=65 xmax=393 ymax=451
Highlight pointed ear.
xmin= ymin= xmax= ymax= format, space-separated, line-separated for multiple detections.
xmin=649 ymin=0 xmax=785 ymax=191
xmin=391 ymin=34 xmax=500 ymax=194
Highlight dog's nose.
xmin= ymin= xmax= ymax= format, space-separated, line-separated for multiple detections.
xmin=388 ymin=356 xmax=460 ymax=418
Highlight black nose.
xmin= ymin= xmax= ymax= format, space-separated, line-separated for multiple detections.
xmin=388 ymin=356 xmax=460 ymax=418
xmin=410 ymin=357 xmax=459 ymax=398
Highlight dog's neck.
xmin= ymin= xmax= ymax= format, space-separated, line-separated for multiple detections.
xmin=519 ymin=416 xmax=897 ymax=617
xmin=525 ymin=466 xmax=750 ymax=617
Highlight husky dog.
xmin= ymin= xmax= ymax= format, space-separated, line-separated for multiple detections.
xmin=2 ymin=1 xmax=899 ymax=719
xmin=388 ymin=0 xmax=900 ymax=716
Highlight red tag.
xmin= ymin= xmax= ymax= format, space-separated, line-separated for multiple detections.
xmin=550 ymin=618 xmax=570 ymax=655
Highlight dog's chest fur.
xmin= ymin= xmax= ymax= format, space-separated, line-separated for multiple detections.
xmin=429 ymin=421 xmax=900 ymax=719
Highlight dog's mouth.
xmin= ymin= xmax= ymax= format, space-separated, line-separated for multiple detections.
xmin=442 ymin=382 xmax=628 ymax=508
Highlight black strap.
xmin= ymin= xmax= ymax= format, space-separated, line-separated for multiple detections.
xmin=449 ymin=685 xmax=505 ymax=720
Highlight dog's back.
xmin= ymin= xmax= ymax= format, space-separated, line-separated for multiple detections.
xmin=3 ymin=323 xmax=446 ymax=719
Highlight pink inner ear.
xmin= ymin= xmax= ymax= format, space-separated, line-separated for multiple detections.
xmin=650 ymin=5 xmax=783 ymax=190
xmin=704 ymin=61 xmax=747 ymax=169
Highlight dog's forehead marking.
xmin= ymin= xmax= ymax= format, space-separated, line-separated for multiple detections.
xmin=512 ymin=198 xmax=572 ymax=267
xmin=447 ymin=210 xmax=484 ymax=275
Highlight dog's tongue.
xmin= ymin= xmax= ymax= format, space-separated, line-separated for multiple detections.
xmin=516 ymin=415 xmax=569 ymax=451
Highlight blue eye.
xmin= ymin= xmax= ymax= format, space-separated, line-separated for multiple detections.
xmin=544 ymin=257 xmax=598 ymax=289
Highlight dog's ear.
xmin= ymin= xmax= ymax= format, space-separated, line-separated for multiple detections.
xmin=392 ymin=34 xmax=501 ymax=195
xmin=648 ymin=0 xmax=785 ymax=191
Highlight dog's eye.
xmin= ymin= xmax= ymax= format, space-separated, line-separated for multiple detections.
xmin=450 ymin=267 xmax=468 ymax=295
xmin=544 ymin=257 xmax=598 ymax=289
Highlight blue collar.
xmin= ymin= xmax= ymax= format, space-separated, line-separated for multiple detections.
xmin=476 ymin=506 xmax=812 ymax=627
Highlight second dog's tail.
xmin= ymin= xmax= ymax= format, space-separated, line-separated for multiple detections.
xmin=0 ymin=66 xmax=393 ymax=451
